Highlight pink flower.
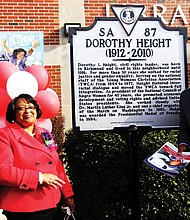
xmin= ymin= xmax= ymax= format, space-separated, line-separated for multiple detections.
xmin=41 ymin=130 xmax=57 ymax=151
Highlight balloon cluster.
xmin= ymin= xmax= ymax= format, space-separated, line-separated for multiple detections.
xmin=0 ymin=61 xmax=60 ymax=132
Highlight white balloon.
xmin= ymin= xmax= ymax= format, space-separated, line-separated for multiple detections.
xmin=37 ymin=118 xmax=52 ymax=133
xmin=6 ymin=71 xmax=38 ymax=98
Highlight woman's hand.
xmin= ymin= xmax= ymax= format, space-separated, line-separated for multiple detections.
xmin=42 ymin=173 xmax=65 ymax=189
xmin=64 ymin=197 xmax=75 ymax=212
xmin=32 ymin=40 xmax=39 ymax=49
xmin=0 ymin=39 xmax=6 ymax=46
xmin=178 ymin=144 xmax=188 ymax=155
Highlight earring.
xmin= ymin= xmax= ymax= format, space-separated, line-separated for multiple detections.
xmin=11 ymin=120 xmax=15 ymax=123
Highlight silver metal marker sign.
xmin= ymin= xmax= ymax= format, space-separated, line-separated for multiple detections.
xmin=69 ymin=5 xmax=187 ymax=131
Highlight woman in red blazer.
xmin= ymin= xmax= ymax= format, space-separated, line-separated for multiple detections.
xmin=0 ymin=94 xmax=75 ymax=220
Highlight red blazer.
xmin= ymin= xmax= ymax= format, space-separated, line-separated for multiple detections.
xmin=0 ymin=123 xmax=74 ymax=212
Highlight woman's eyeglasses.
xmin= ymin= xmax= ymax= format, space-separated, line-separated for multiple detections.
xmin=16 ymin=105 xmax=36 ymax=112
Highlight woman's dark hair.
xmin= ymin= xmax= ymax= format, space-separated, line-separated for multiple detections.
xmin=6 ymin=94 xmax=42 ymax=123
xmin=12 ymin=48 xmax=27 ymax=59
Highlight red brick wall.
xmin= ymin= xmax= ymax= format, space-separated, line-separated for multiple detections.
xmin=1 ymin=0 xmax=190 ymax=116
xmin=0 ymin=0 xmax=62 ymax=115
xmin=84 ymin=0 xmax=190 ymax=81
xmin=84 ymin=1 xmax=190 ymax=36
xmin=0 ymin=0 xmax=59 ymax=45
xmin=45 ymin=65 xmax=62 ymax=116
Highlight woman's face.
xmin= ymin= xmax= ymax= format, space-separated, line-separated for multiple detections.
xmin=17 ymin=51 xmax=25 ymax=60
xmin=15 ymin=98 xmax=37 ymax=128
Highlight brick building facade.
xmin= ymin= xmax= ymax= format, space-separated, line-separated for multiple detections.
xmin=1 ymin=0 xmax=190 ymax=130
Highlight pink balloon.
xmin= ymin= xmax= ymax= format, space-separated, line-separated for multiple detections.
xmin=26 ymin=65 xmax=50 ymax=90
xmin=35 ymin=90 xmax=60 ymax=119
xmin=46 ymin=88 xmax=58 ymax=98
xmin=0 ymin=88 xmax=11 ymax=116
xmin=37 ymin=119 xmax=52 ymax=132
xmin=0 ymin=116 xmax=6 ymax=128
xmin=0 ymin=61 xmax=18 ymax=89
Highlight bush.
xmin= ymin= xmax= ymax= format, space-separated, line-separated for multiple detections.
xmin=51 ymin=119 xmax=190 ymax=219
xmin=63 ymin=130 xmax=130 ymax=220
xmin=51 ymin=116 xmax=65 ymax=157
xmin=139 ymin=129 xmax=190 ymax=220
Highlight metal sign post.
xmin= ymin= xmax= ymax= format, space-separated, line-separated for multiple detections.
xmin=127 ymin=125 xmax=140 ymax=220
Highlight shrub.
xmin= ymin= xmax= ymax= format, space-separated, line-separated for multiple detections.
xmin=63 ymin=130 xmax=130 ymax=220
xmin=139 ymin=129 xmax=190 ymax=220
xmin=51 ymin=118 xmax=190 ymax=219
xmin=51 ymin=116 xmax=65 ymax=157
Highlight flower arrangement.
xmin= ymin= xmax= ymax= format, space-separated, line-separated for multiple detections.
xmin=41 ymin=130 xmax=57 ymax=151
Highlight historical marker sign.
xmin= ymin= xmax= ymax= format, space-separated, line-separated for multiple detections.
xmin=69 ymin=5 xmax=187 ymax=131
